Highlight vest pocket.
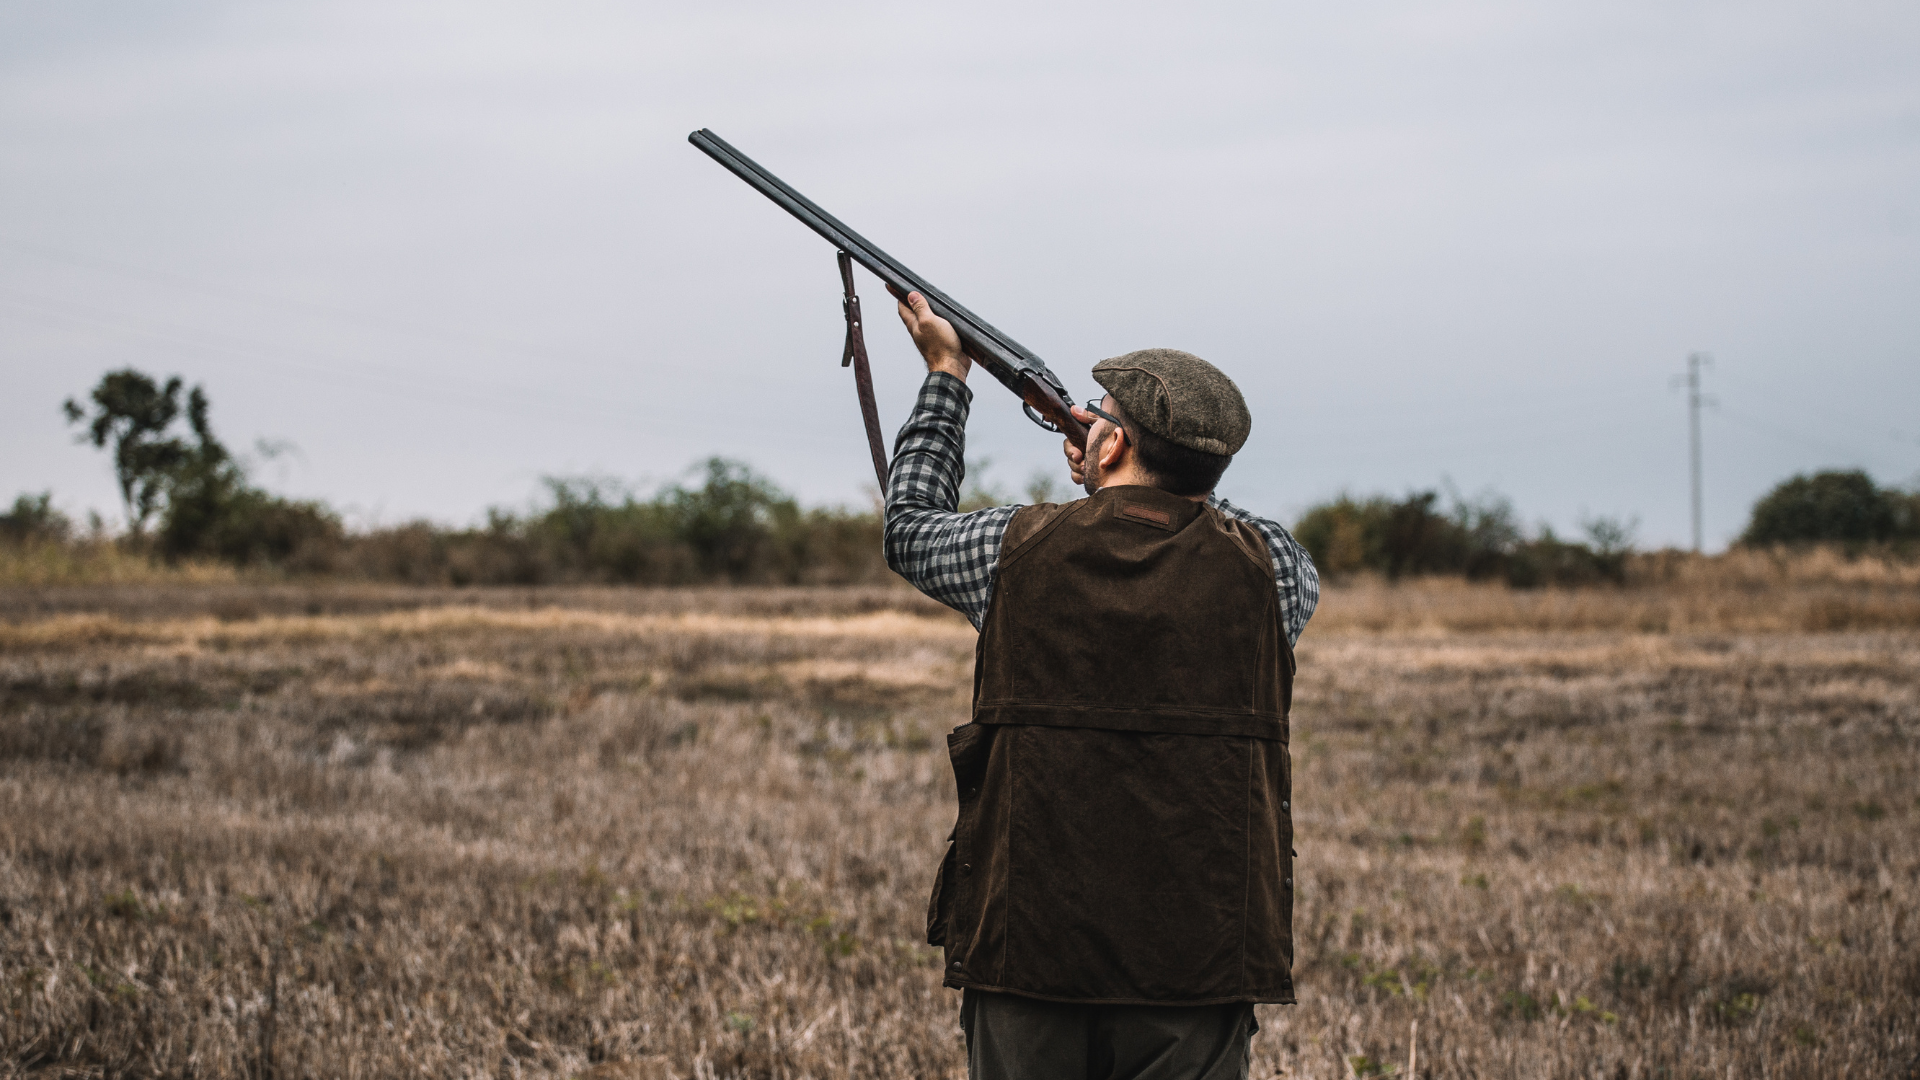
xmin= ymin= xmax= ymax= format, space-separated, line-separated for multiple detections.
xmin=941 ymin=724 xmax=992 ymax=971
xmin=926 ymin=838 xmax=956 ymax=947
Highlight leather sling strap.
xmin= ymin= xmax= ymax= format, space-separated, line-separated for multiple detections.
xmin=838 ymin=250 xmax=890 ymax=493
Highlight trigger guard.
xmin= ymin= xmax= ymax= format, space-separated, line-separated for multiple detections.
xmin=1023 ymin=403 xmax=1061 ymax=432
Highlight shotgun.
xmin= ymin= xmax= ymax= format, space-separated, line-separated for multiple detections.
xmin=689 ymin=129 xmax=1090 ymax=452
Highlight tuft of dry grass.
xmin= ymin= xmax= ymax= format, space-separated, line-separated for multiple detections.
xmin=0 ymin=583 xmax=947 ymax=627
xmin=1314 ymin=572 xmax=1920 ymax=634
xmin=0 ymin=541 xmax=239 ymax=589
xmin=1 ymin=582 xmax=1916 ymax=1078
xmin=1633 ymin=545 xmax=1920 ymax=588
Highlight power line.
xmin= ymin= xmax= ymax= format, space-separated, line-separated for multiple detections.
xmin=0 ymin=237 xmax=572 ymax=364
xmin=0 ymin=292 xmax=696 ymax=439
xmin=0 ymin=293 xmax=875 ymax=473
xmin=1712 ymin=404 xmax=1872 ymax=463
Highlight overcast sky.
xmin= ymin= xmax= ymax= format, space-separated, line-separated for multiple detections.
xmin=4 ymin=0 xmax=1917 ymax=549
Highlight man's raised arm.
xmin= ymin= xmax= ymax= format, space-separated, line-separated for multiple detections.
xmin=882 ymin=293 xmax=1020 ymax=630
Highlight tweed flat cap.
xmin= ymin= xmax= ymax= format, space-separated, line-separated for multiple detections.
xmin=1091 ymin=349 xmax=1251 ymax=456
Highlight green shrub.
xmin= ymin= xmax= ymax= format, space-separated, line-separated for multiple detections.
xmin=0 ymin=492 xmax=72 ymax=545
xmin=1741 ymin=470 xmax=1914 ymax=546
xmin=1292 ymin=494 xmax=1392 ymax=576
xmin=158 ymin=458 xmax=343 ymax=569
xmin=1292 ymin=489 xmax=1630 ymax=587
xmin=333 ymin=460 xmax=887 ymax=587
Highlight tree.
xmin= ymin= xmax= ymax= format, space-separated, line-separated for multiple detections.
xmin=1741 ymin=470 xmax=1900 ymax=546
xmin=63 ymin=368 xmax=341 ymax=566
xmin=63 ymin=369 xmax=226 ymax=535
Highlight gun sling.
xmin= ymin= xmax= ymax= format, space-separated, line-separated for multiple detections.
xmin=837 ymin=250 xmax=890 ymax=493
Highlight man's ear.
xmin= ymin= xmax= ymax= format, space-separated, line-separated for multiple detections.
xmin=1099 ymin=424 xmax=1129 ymax=470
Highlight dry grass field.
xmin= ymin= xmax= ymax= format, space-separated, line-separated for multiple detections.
xmin=1 ymin=579 xmax=1916 ymax=1079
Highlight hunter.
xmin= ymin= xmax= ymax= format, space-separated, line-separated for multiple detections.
xmin=885 ymin=290 xmax=1320 ymax=1080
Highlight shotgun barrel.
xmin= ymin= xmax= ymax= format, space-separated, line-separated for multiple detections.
xmin=688 ymin=129 xmax=1088 ymax=449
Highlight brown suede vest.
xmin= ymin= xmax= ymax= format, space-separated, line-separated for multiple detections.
xmin=929 ymin=485 xmax=1297 ymax=1006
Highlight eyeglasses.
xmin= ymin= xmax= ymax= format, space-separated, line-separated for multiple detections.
xmin=1080 ymin=397 xmax=1123 ymax=427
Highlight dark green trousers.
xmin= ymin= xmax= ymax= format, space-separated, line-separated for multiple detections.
xmin=960 ymin=989 xmax=1257 ymax=1080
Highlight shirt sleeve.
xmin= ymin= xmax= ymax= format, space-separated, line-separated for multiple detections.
xmin=1207 ymin=494 xmax=1321 ymax=646
xmin=883 ymin=372 xmax=1017 ymax=630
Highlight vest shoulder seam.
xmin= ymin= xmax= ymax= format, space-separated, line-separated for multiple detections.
xmin=999 ymin=501 xmax=1086 ymax=569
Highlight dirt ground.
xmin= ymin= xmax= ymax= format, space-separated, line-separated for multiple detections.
xmin=1 ymin=583 xmax=1915 ymax=1078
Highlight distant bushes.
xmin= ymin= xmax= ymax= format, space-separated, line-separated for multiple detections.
xmin=1289 ymin=469 xmax=1920 ymax=589
xmin=2 ymin=461 xmax=889 ymax=588
xmin=0 ymin=493 xmax=72 ymax=546
xmin=330 ymin=462 xmax=888 ymax=587
xmin=37 ymin=367 xmax=890 ymax=587
xmin=1741 ymin=470 xmax=1920 ymax=548
xmin=157 ymin=459 xmax=345 ymax=569
xmin=20 ymin=366 xmax=1920 ymax=590
xmin=1293 ymin=490 xmax=1634 ymax=587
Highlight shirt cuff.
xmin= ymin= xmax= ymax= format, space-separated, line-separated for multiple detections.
xmin=919 ymin=370 xmax=974 ymax=416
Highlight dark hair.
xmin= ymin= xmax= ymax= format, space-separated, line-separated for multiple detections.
xmin=1108 ymin=401 xmax=1232 ymax=497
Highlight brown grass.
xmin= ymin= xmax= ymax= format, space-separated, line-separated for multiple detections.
xmin=1315 ymin=547 xmax=1920 ymax=634
xmin=1315 ymin=575 xmax=1920 ymax=634
xmin=0 ymin=541 xmax=239 ymax=589
xmin=1 ymin=582 xmax=1916 ymax=1078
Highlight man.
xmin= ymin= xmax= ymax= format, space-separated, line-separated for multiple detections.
xmin=883 ymin=289 xmax=1320 ymax=1080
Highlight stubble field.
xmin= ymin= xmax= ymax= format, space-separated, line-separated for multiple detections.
xmin=1 ymin=581 xmax=1916 ymax=1079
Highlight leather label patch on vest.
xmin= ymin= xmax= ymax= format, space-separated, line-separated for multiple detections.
xmin=1119 ymin=503 xmax=1174 ymax=529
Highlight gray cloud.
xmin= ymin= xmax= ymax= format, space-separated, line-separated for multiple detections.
xmin=4 ymin=0 xmax=1916 ymax=545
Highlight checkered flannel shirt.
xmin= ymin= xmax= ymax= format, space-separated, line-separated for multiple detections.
xmin=883 ymin=372 xmax=1320 ymax=644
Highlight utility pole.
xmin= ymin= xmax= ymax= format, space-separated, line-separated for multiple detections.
xmin=1677 ymin=353 xmax=1713 ymax=553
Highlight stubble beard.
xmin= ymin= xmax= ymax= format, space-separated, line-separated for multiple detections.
xmin=1080 ymin=429 xmax=1110 ymax=497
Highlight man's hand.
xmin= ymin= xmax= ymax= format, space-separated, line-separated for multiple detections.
xmin=891 ymin=285 xmax=971 ymax=382
xmin=1063 ymin=404 xmax=1097 ymax=487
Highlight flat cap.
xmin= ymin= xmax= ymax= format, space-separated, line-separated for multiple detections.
xmin=1091 ymin=349 xmax=1251 ymax=456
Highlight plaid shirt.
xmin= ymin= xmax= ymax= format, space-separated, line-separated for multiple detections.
xmin=883 ymin=372 xmax=1320 ymax=644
